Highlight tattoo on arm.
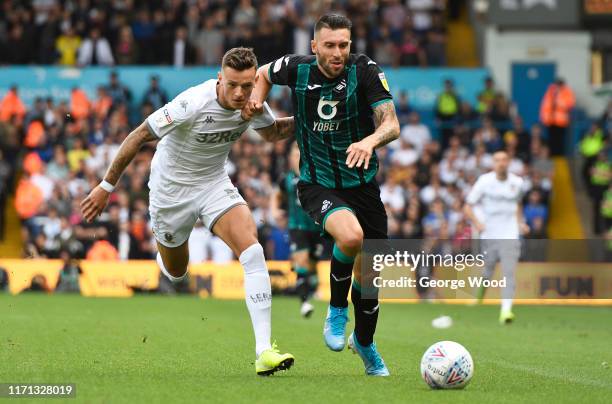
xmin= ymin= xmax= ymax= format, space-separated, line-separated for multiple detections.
xmin=257 ymin=117 xmax=295 ymax=142
xmin=103 ymin=121 xmax=156 ymax=185
xmin=370 ymin=101 xmax=400 ymax=148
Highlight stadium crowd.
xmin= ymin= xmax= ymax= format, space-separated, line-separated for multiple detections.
xmin=0 ymin=0 xmax=450 ymax=68
xmin=0 ymin=68 xmax=567 ymax=262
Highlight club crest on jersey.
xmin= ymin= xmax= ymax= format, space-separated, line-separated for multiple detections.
xmin=378 ymin=72 xmax=389 ymax=92
xmin=334 ymin=79 xmax=347 ymax=92
xmin=317 ymin=99 xmax=339 ymax=120
xmin=321 ymin=200 xmax=332 ymax=213
xmin=164 ymin=232 xmax=174 ymax=242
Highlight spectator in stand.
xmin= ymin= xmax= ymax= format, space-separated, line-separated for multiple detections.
xmin=195 ymin=15 xmax=225 ymax=66
xmin=142 ymin=75 xmax=168 ymax=111
xmin=92 ymin=86 xmax=113 ymax=121
xmin=477 ymin=76 xmax=496 ymax=115
xmin=77 ymin=27 xmax=115 ymax=67
xmin=105 ymin=71 xmax=132 ymax=108
xmin=435 ymin=79 xmax=461 ymax=148
xmin=397 ymin=30 xmax=426 ymax=66
xmin=599 ymin=100 xmax=612 ymax=131
xmin=523 ymin=190 xmax=548 ymax=238
xmin=172 ymin=26 xmax=197 ymax=68
xmin=67 ymin=138 xmax=90 ymax=172
xmin=400 ymin=112 xmax=432 ymax=156
xmin=425 ymin=13 xmax=447 ymax=66
xmin=395 ymin=91 xmax=412 ymax=126
xmin=55 ymin=26 xmax=81 ymax=66
xmin=539 ymin=78 xmax=576 ymax=156
xmin=70 ymin=87 xmax=91 ymax=122
xmin=115 ymin=25 xmax=139 ymax=65
xmin=86 ymin=229 xmax=119 ymax=261
xmin=4 ymin=24 xmax=31 ymax=64
xmin=589 ymin=151 xmax=611 ymax=234
xmin=0 ymin=86 xmax=27 ymax=125
xmin=601 ymin=184 xmax=612 ymax=233
xmin=579 ymin=124 xmax=606 ymax=187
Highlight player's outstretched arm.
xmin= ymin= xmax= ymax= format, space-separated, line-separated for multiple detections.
xmin=346 ymin=101 xmax=400 ymax=169
xmin=251 ymin=63 xmax=274 ymax=105
xmin=255 ymin=117 xmax=295 ymax=142
xmin=80 ymin=121 xmax=157 ymax=222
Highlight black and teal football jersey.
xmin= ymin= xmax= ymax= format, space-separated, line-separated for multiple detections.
xmin=279 ymin=170 xmax=319 ymax=231
xmin=268 ymin=54 xmax=393 ymax=189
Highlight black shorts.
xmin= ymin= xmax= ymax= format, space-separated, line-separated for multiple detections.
xmin=289 ymin=229 xmax=323 ymax=260
xmin=297 ymin=180 xmax=388 ymax=240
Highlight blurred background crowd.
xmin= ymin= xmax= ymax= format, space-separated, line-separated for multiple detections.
xmin=0 ymin=0 xmax=454 ymax=67
xmin=0 ymin=0 xmax=610 ymax=264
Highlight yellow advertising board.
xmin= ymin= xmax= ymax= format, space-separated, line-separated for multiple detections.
xmin=0 ymin=259 xmax=610 ymax=305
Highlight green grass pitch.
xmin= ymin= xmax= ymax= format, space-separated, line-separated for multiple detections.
xmin=1 ymin=294 xmax=611 ymax=403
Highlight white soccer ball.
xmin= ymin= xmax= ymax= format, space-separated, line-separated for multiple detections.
xmin=420 ymin=341 xmax=474 ymax=389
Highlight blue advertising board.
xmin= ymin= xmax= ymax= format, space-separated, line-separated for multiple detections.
xmin=0 ymin=66 xmax=490 ymax=111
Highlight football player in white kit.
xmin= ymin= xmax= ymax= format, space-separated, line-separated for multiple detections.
xmin=81 ymin=48 xmax=296 ymax=375
xmin=464 ymin=150 xmax=530 ymax=324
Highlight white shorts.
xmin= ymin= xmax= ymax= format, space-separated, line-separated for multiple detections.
xmin=149 ymin=176 xmax=246 ymax=248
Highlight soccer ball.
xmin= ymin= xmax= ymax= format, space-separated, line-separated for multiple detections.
xmin=420 ymin=341 xmax=473 ymax=389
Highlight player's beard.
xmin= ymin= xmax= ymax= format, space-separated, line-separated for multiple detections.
xmin=319 ymin=54 xmax=347 ymax=78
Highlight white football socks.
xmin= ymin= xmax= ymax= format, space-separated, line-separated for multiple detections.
xmin=157 ymin=252 xmax=187 ymax=283
xmin=239 ymin=243 xmax=272 ymax=357
xmin=501 ymin=298 xmax=513 ymax=312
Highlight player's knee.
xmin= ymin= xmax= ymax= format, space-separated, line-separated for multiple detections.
xmin=337 ymin=228 xmax=363 ymax=252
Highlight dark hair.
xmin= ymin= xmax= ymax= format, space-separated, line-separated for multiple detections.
xmin=221 ymin=47 xmax=258 ymax=71
xmin=314 ymin=14 xmax=352 ymax=33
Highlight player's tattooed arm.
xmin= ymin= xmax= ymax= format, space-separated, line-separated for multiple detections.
xmin=346 ymin=101 xmax=399 ymax=169
xmin=370 ymin=100 xmax=400 ymax=148
xmin=104 ymin=121 xmax=157 ymax=185
xmin=256 ymin=117 xmax=295 ymax=142
xmin=80 ymin=121 xmax=156 ymax=223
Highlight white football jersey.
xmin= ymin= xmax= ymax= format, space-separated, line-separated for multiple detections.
xmin=466 ymin=171 xmax=524 ymax=239
xmin=146 ymin=79 xmax=275 ymax=189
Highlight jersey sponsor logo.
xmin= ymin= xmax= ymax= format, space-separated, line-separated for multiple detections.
xmin=321 ymin=199 xmax=332 ymax=213
xmin=224 ymin=188 xmax=240 ymax=200
xmin=204 ymin=116 xmax=215 ymax=124
xmin=194 ymin=131 xmax=242 ymax=144
xmin=163 ymin=108 xmax=173 ymax=123
xmin=378 ymin=72 xmax=390 ymax=92
xmin=307 ymin=84 xmax=322 ymax=90
xmin=312 ymin=120 xmax=341 ymax=132
xmin=317 ymin=98 xmax=339 ymax=120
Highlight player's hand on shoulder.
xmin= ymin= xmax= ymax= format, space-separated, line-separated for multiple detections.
xmin=346 ymin=137 xmax=376 ymax=169
xmin=80 ymin=185 xmax=111 ymax=223
xmin=241 ymin=99 xmax=263 ymax=121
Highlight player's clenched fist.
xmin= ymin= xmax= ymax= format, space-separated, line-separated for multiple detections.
xmin=80 ymin=186 xmax=111 ymax=223
xmin=241 ymin=99 xmax=263 ymax=121
xmin=346 ymin=137 xmax=375 ymax=170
